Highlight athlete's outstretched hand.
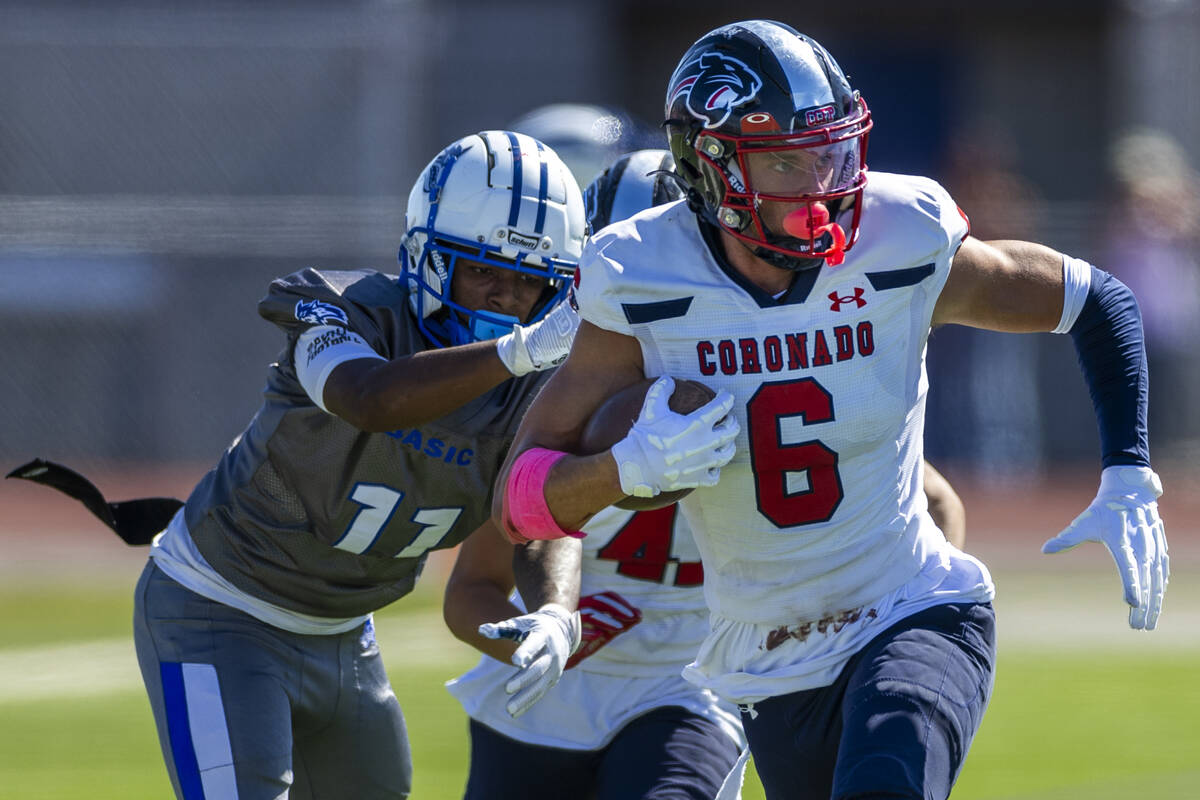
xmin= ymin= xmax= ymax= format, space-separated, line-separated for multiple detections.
xmin=496 ymin=301 xmax=580 ymax=376
xmin=610 ymin=376 xmax=739 ymax=499
xmin=1042 ymin=466 xmax=1168 ymax=630
xmin=478 ymin=603 xmax=581 ymax=717
xmin=565 ymin=591 xmax=643 ymax=669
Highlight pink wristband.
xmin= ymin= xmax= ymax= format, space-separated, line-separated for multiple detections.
xmin=502 ymin=447 xmax=586 ymax=544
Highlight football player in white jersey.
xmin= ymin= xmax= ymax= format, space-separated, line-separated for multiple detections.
xmin=488 ymin=21 xmax=1168 ymax=800
xmin=444 ymin=150 xmax=748 ymax=800
xmin=442 ymin=151 xmax=968 ymax=800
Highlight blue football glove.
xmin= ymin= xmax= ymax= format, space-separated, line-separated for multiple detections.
xmin=478 ymin=603 xmax=581 ymax=717
xmin=1042 ymin=466 xmax=1168 ymax=630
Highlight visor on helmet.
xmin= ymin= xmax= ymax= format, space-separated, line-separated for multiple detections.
xmin=691 ymin=98 xmax=871 ymax=267
xmin=741 ymin=137 xmax=862 ymax=196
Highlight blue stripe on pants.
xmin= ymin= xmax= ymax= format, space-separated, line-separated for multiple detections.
xmin=161 ymin=661 xmax=206 ymax=800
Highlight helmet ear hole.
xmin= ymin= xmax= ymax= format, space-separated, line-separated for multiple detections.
xmin=696 ymin=135 xmax=728 ymax=160
xmin=719 ymin=208 xmax=748 ymax=230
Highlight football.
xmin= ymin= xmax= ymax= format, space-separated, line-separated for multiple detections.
xmin=579 ymin=376 xmax=717 ymax=511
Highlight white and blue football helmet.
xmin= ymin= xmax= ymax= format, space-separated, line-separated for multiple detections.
xmin=400 ymin=130 xmax=586 ymax=347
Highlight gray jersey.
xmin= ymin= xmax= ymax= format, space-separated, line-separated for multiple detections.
xmin=183 ymin=268 xmax=546 ymax=617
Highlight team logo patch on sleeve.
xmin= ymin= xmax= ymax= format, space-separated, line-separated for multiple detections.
xmin=295 ymin=299 xmax=349 ymax=326
xmin=669 ymin=52 xmax=763 ymax=128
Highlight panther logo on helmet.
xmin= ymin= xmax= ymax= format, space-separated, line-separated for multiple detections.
xmin=423 ymin=143 xmax=466 ymax=200
xmin=669 ymin=52 xmax=763 ymax=129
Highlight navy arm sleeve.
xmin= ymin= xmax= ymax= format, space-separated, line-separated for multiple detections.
xmin=1069 ymin=267 xmax=1150 ymax=467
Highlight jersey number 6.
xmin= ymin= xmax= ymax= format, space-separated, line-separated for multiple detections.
xmin=747 ymin=377 xmax=844 ymax=527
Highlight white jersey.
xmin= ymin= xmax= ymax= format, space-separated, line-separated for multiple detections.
xmin=446 ymin=504 xmax=744 ymax=752
xmin=573 ymin=172 xmax=994 ymax=703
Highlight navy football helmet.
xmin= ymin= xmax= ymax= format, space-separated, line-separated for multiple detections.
xmin=584 ymin=149 xmax=685 ymax=234
xmin=665 ymin=20 xmax=872 ymax=270
xmin=399 ymin=131 xmax=586 ymax=347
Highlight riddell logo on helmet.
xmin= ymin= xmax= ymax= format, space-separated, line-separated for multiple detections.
xmin=505 ymin=230 xmax=540 ymax=250
xmin=804 ymin=105 xmax=837 ymax=127
xmin=670 ymin=52 xmax=764 ymax=128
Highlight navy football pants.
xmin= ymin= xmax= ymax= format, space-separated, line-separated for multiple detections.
xmin=465 ymin=706 xmax=744 ymax=799
xmin=741 ymin=602 xmax=996 ymax=800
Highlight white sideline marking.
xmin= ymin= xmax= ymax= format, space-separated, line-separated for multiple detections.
xmin=0 ymin=639 xmax=141 ymax=703
xmin=4 ymin=588 xmax=1189 ymax=706
xmin=0 ymin=610 xmax=472 ymax=705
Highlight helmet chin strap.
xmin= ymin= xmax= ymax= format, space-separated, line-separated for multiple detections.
xmin=469 ymin=312 xmax=520 ymax=342
xmin=425 ymin=307 xmax=520 ymax=346
xmin=716 ymin=199 xmax=850 ymax=272
xmin=752 ymin=243 xmax=825 ymax=272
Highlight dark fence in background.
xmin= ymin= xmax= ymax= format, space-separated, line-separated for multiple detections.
xmin=2 ymin=0 xmax=1197 ymax=476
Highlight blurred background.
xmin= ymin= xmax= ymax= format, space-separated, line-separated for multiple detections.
xmin=2 ymin=0 xmax=1199 ymax=479
xmin=1 ymin=1 xmax=1198 ymax=797
xmin=1 ymin=0 xmax=1198 ymax=477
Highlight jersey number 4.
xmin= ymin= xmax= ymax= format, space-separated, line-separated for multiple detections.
xmin=596 ymin=505 xmax=703 ymax=587
xmin=748 ymin=377 xmax=844 ymax=527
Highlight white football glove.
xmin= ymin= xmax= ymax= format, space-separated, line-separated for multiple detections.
xmin=1042 ymin=465 xmax=1168 ymax=630
xmin=495 ymin=301 xmax=580 ymax=377
xmin=609 ymin=376 xmax=739 ymax=499
xmin=478 ymin=603 xmax=581 ymax=717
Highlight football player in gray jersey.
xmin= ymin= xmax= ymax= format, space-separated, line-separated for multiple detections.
xmin=129 ymin=130 xmax=588 ymax=800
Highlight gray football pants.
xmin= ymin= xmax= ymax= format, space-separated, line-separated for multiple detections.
xmin=133 ymin=561 xmax=412 ymax=799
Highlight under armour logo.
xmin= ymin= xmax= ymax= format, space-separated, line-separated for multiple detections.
xmin=828 ymin=288 xmax=866 ymax=312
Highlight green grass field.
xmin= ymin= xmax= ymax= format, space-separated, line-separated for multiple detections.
xmin=1 ymin=561 xmax=1196 ymax=800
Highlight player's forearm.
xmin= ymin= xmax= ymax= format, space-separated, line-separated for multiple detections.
xmin=1066 ymin=268 xmax=1149 ymax=466
xmin=923 ymin=462 xmax=966 ymax=549
xmin=543 ymin=452 xmax=627 ymax=531
xmin=443 ymin=581 xmax=521 ymax=663
xmin=328 ymin=341 xmax=513 ymax=431
xmin=927 ymin=490 xmax=966 ymax=549
xmin=491 ymin=443 xmax=626 ymax=541
xmin=512 ymin=538 xmax=582 ymax=612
